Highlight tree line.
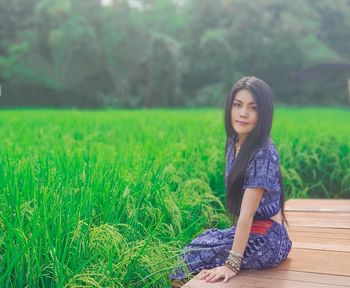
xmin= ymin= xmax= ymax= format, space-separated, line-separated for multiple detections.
xmin=1 ymin=0 xmax=350 ymax=108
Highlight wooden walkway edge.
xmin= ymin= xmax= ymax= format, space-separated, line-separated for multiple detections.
xmin=179 ymin=199 xmax=350 ymax=288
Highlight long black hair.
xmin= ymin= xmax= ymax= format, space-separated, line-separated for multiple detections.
xmin=224 ymin=76 xmax=288 ymax=226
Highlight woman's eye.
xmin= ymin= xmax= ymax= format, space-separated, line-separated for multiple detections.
xmin=233 ymin=103 xmax=240 ymax=107
xmin=251 ymin=106 xmax=257 ymax=110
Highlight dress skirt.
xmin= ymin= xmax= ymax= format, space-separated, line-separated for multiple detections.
xmin=169 ymin=219 xmax=292 ymax=280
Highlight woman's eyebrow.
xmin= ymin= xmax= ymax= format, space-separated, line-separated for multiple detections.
xmin=233 ymin=99 xmax=257 ymax=104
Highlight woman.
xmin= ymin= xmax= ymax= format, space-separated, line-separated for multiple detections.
xmin=169 ymin=76 xmax=292 ymax=286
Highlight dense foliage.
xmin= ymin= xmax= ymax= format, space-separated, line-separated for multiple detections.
xmin=1 ymin=0 xmax=350 ymax=107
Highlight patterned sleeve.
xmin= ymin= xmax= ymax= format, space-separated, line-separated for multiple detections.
xmin=243 ymin=147 xmax=280 ymax=193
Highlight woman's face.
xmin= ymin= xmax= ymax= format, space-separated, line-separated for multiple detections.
xmin=231 ymin=89 xmax=258 ymax=139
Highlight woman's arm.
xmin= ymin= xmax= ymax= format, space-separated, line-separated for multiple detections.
xmin=231 ymin=187 xmax=265 ymax=253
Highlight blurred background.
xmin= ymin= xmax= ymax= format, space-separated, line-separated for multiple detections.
xmin=1 ymin=0 xmax=350 ymax=108
xmin=0 ymin=2 xmax=349 ymax=286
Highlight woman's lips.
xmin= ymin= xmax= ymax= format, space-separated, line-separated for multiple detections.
xmin=236 ymin=120 xmax=249 ymax=125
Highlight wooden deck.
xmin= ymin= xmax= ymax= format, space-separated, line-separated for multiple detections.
xmin=180 ymin=199 xmax=350 ymax=288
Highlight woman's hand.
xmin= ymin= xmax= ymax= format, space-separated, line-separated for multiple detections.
xmin=199 ymin=266 xmax=238 ymax=283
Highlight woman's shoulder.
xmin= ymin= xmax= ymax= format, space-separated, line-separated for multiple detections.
xmin=251 ymin=137 xmax=280 ymax=164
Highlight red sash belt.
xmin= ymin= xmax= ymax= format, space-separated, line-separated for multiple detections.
xmin=250 ymin=220 xmax=273 ymax=235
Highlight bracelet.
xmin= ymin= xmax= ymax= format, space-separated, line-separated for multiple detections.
xmin=225 ymin=262 xmax=240 ymax=273
xmin=226 ymin=258 xmax=241 ymax=268
xmin=226 ymin=257 xmax=241 ymax=267
xmin=224 ymin=250 xmax=243 ymax=274
xmin=227 ymin=252 xmax=243 ymax=265
xmin=227 ymin=251 xmax=243 ymax=261
xmin=228 ymin=250 xmax=243 ymax=259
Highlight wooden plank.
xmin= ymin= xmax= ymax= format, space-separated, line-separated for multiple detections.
xmin=292 ymin=242 xmax=350 ymax=253
xmin=239 ymin=270 xmax=350 ymax=286
xmin=284 ymin=211 xmax=350 ymax=228
xmin=287 ymin=226 xmax=350 ymax=237
xmin=182 ymin=269 xmax=350 ymax=288
xmin=285 ymin=212 xmax=350 ymax=227
xmin=290 ymin=234 xmax=350 ymax=244
xmin=288 ymin=228 xmax=350 ymax=252
xmin=276 ymin=248 xmax=350 ymax=277
xmin=285 ymin=219 xmax=350 ymax=229
xmin=285 ymin=211 xmax=350 ymax=219
xmin=290 ymin=234 xmax=350 ymax=245
xmin=288 ymin=228 xmax=350 ymax=239
xmin=285 ymin=199 xmax=350 ymax=212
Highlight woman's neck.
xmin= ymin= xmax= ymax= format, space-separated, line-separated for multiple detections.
xmin=237 ymin=134 xmax=248 ymax=146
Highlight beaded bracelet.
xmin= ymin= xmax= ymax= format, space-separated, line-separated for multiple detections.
xmin=228 ymin=250 xmax=243 ymax=259
xmin=226 ymin=256 xmax=241 ymax=266
xmin=226 ymin=257 xmax=241 ymax=267
xmin=225 ymin=261 xmax=240 ymax=273
xmin=224 ymin=250 xmax=242 ymax=274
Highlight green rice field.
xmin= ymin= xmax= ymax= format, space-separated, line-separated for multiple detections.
xmin=0 ymin=108 xmax=349 ymax=287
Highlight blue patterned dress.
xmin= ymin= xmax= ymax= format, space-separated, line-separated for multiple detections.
xmin=169 ymin=136 xmax=292 ymax=280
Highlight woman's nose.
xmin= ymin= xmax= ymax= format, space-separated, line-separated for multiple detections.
xmin=240 ymin=107 xmax=249 ymax=117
